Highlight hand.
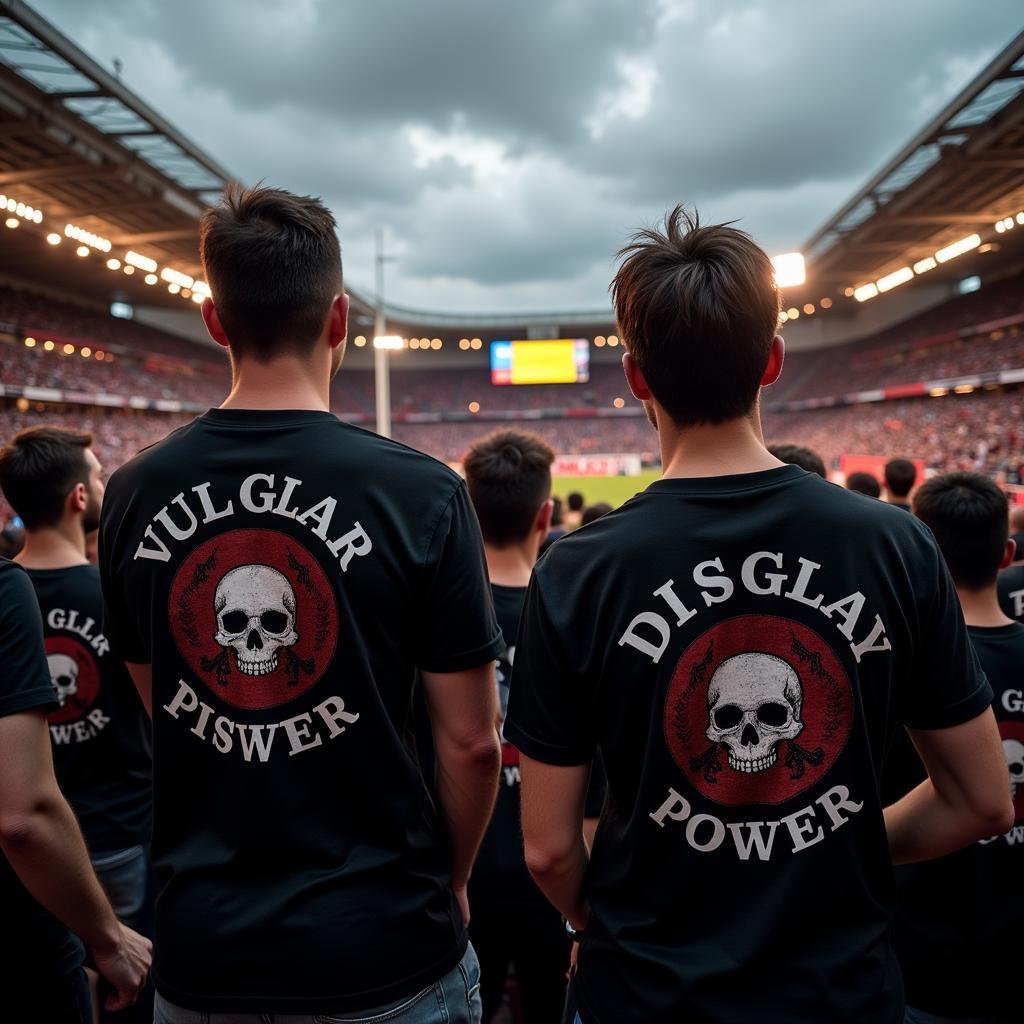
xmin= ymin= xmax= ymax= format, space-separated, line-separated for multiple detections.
xmin=91 ymin=924 xmax=152 ymax=1011
xmin=453 ymin=883 xmax=471 ymax=926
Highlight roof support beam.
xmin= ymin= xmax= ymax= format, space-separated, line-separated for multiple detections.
xmin=0 ymin=161 xmax=117 ymax=185
xmin=49 ymin=197 xmax=166 ymax=218
xmin=108 ymin=227 xmax=196 ymax=245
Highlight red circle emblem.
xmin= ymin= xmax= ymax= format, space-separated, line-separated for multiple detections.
xmin=664 ymin=614 xmax=854 ymax=806
xmin=999 ymin=720 xmax=1024 ymax=824
xmin=169 ymin=529 xmax=339 ymax=710
xmin=45 ymin=636 xmax=101 ymax=725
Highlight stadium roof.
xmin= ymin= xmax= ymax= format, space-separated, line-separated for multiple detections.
xmin=0 ymin=0 xmax=231 ymax=281
xmin=802 ymin=29 xmax=1024 ymax=293
xmin=0 ymin=1 xmax=1022 ymax=335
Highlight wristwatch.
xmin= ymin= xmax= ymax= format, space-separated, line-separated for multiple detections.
xmin=564 ymin=918 xmax=585 ymax=943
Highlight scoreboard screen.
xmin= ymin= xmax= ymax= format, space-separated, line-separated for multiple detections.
xmin=490 ymin=339 xmax=590 ymax=385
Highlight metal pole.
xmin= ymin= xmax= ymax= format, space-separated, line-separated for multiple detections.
xmin=374 ymin=228 xmax=391 ymax=438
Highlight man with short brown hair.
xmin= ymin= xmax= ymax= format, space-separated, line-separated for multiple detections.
xmin=0 ymin=425 xmax=154 ymax=1018
xmin=507 ymin=207 xmax=1011 ymax=1024
xmin=100 ymin=185 xmax=502 ymax=1023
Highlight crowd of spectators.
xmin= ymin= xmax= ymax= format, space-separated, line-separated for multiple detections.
xmin=4 ymin=270 xmax=1024 ymax=414
xmin=3 ymin=270 xmax=1024 ymax=532
xmin=765 ymin=387 xmax=1024 ymax=482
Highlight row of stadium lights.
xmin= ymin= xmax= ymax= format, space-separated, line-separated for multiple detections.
xmin=846 ymin=214 xmax=1023 ymax=304
xmin=0 ymin=191 xmax=211 ymax=306
xmin=22 ymin=336 xmax=112 ymax=361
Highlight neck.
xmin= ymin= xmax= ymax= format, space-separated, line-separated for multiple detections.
xmin=484 ymin=541 xmax=537 ymax=588
xmin=221 ymin=353 xmax=331 ymax=412
xmin=956 ymin=584 xmax=1014 ymax=628
xmin=657 ymin=404 xmax=782 ymax=479
xmin=16 ymin=522 xmax=88 ymax=570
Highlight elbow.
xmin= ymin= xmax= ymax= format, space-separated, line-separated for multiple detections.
xmin=523 ymin=836 xmax=576 ymax=881
xmin=980 ymin=796 xmax=1016 ymax=839
xmin=966 ymin=790 xmax=1015 ymax=841
xmin=445 ymin=728 xmax=501 ymax=774
xmin=0 ymin=811 xmax=43 ymax=851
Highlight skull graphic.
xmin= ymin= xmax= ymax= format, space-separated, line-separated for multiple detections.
xmin=706 ymin=652 xmax=804 ymax=773
xmin=47 ymin=652 xmax=79 ymax=708
xmin=213 ymin=564 xmax=298 ymax=676
xmin=1004 ymin=738 xmax=1024 ymax=800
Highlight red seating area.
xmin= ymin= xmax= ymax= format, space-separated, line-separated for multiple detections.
xmin=775 ymin=270 xmax=1024 ymax=401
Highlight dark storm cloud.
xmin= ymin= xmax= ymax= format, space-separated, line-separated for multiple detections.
xmin=31 ymin=0 xmax=1024 ymax=309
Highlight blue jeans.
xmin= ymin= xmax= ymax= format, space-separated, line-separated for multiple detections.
xmin=154 ymin=945 xmax=482 ymax=1024
xmin=92 ymin=845 xmax=151 ymax=927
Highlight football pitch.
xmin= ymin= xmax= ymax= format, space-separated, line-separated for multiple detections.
xmin=552 ymin=471 xmax=661 ymax=509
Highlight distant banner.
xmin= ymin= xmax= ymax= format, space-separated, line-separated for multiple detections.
xmin=553 ymin=453 xmax=642 ymax=477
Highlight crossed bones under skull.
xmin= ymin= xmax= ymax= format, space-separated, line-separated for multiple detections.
xmin=691 ymin=652 xmax=824 ymax=783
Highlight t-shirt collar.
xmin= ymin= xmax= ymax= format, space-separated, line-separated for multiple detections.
xmin=644 ymin=464 xmax=807 ymax=495
xmin=200 ymin=407 xmax=338 ymax=427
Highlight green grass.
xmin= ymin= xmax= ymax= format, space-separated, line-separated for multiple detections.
xmin=552 ymin=470 xmax=661 ymax=509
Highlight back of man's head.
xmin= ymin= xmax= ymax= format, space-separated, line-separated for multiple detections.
xmin=200 ymin=184 xmax=342 ymax=362
xmin=846 ymin=472 xmax=881 ymax=499
xmin=884 ymin=458 xmax=916 ymax=499
xmin=913 ymin=472 xmax=1010 ymax=591
xmin=612 ymin=206 xmax=780 ymax=426
xmin=767 ymin=443 xmax=827 ymax=479
xmin=464 ymin=430 xmax=555 ymax=548
xmin=567 ymin=491 xmax=585 ymax=513
xmin=0 ymin=426 xmax=92 ymax=530
xmin=581 ymin=502 xmax=613 ymax=526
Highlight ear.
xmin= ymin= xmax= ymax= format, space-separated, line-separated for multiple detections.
xmin=622 ymin=351 xmax=652 ymax=401
xmin=1002 ymin=538 xmax=1017 ymax=571
xmin=201 ymin=299 xmax=230 ymax=350
xmin=67 ymin=481 xmax=87 ymax=517
xmin=761 ymin=335 xmax=785 ymax=387
xmin=536 ymin=498 xmax=554 ymax=537
xmin=328 ymin=293 xmax=349 ymax=350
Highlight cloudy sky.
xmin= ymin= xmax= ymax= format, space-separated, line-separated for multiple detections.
xmin=34 ymin=1 xmax=1024 ymax=313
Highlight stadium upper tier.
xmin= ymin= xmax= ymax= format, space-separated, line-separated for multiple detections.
xmin=3 ymin=269 xmax=1024 ymax=416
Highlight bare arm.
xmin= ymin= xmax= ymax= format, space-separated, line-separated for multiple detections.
xmin=125 ymin=663 xmax=153 ymax=718
xmin=421 ymin=663 xmax=501 ymax=923
xmin=520 ymin=755 xmax=591 ymax=930
xmin=885 ymin=707 xmax=1014 ymax=864
xmin=0 ymin=709 xmax=151 ymax=1009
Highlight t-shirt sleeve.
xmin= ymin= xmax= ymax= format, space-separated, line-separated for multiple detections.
xmin=0 ymin=563 xmax=58 ymax=717
xmin=416 ymin=482 xmax=503 ymax=673
xmin=900 ymin=532 xmax=993 ymax=730
xmin=504 ymin=564 xmax=597 ymax=766
xmin=98 ymin=483 xmax=149 ymax=664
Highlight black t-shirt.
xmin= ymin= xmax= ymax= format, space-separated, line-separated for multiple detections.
xmin=998 ymin=564 xmax=1024 ymax=623
xmin=99 ymin=409 xmax=503 ymax=1015
xmin=0 ymin=559 xmax=84 ymax=982
xmin=504 ymin=466 xmax=992 ymax=1024
xmin=470 ymin=584 xmax=606 ymax=909
xmin=470 ymin=584 xmax=538 ymax=906
xmin=27 ymin=565 xmax=151 ymax=854
xmin=889 ymin=621 xmax=1024 ymax=1016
